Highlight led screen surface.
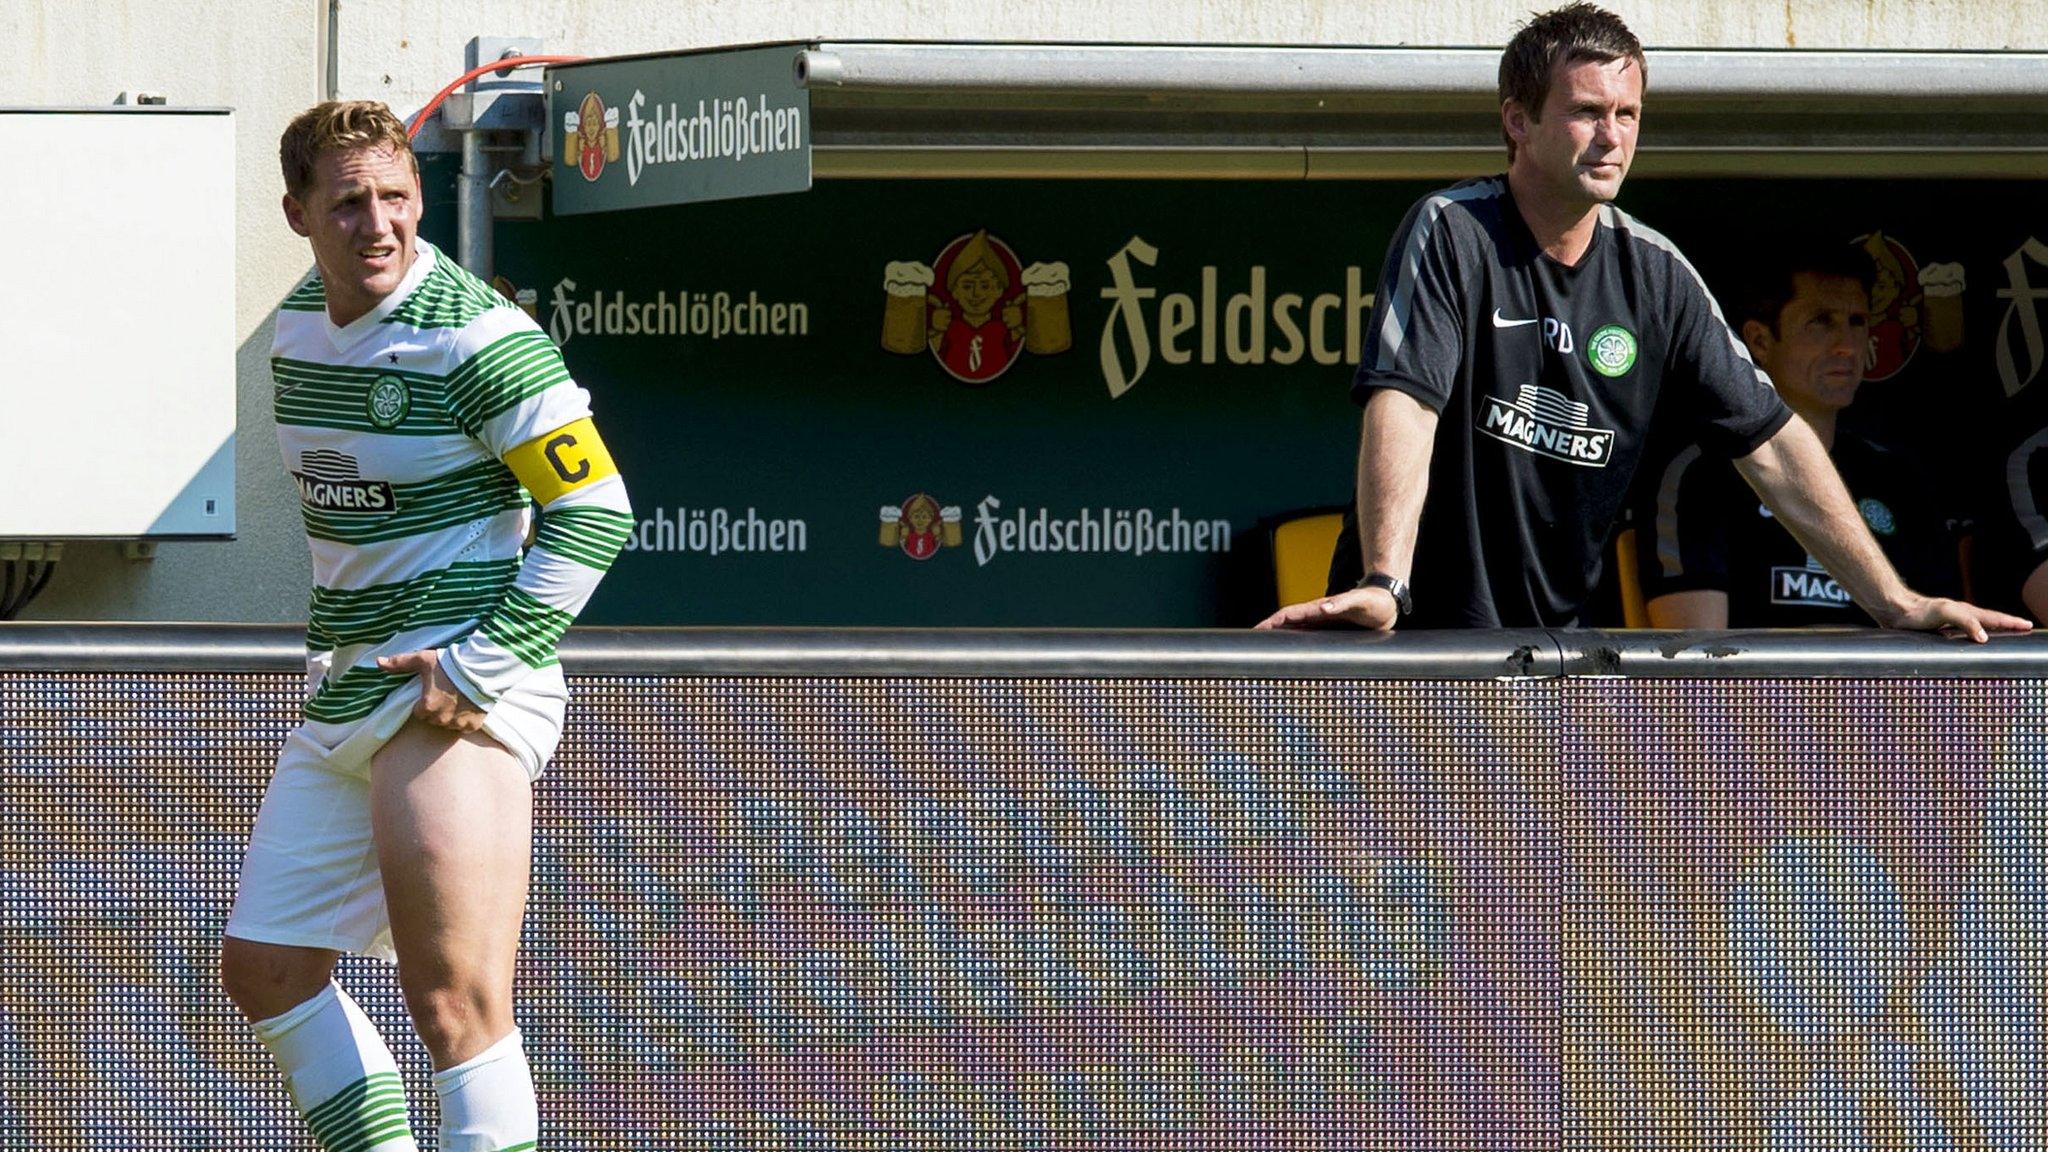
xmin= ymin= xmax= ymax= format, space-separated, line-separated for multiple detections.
xmin=0 ymin=671 xmax=2039 ymax=1149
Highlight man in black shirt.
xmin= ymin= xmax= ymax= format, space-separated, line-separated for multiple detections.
xmin=1258 ymin=4 xmax=2025 ymax=640
xmin=1636 ymin=243 xmax=1960 ymax=626
xmin=1976 ymin=341 xmax=2048 ymax=620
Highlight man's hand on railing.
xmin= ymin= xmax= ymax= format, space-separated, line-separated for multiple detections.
xmin=1255 ymin=585 xmax=1400 ymax=631
xmin=1877 ymin=594 xmax=2031 ymax=643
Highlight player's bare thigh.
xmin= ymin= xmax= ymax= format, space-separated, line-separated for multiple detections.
xmin=370 ymin=717 xmax=533 ymax=1067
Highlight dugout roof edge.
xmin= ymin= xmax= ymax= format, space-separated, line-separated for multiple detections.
xmin=769 ymin=43 xmax=2048 ymax=178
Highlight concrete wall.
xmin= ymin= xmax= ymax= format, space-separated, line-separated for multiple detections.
xmin=3 ymin=3 xmax=323 ymax=622
xmin=6 ymin=0 xmax=2043 ymax=622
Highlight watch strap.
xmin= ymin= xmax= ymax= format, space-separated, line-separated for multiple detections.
xmin=1356 ymin=571 xmax=1413 ymax=617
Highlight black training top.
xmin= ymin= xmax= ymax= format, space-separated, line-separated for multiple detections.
xmin=1340 ymin=176 xmax=1792 ymax=628
xmin=1971 ymin=372 xmax=2048 ymax=615
xmin=1636 ymin=429 xmax=1958 ymax=626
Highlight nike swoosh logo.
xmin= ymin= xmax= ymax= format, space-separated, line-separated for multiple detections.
xmin=1492 ymin=309 xmax=1539 ymax=328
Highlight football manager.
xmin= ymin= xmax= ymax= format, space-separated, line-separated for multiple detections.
xmin=1259 ymin=2 xmax=2028 ymax=641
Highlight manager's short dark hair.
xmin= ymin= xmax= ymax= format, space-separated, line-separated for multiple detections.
xmin=1498 ymin=4 xmax=1647 ymax=160
xmin=1729 ymin=239 xmax=1877 ymax=334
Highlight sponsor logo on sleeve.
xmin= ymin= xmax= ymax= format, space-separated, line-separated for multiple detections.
xmin=1859 ymin=497 xmax=1897 ymax=537
xmin=292 ymin=450 xmax=394 ymax=513
xmin=880 ymin=231 xmax=1071 ymax=387
xmin=1476 ymin=384 xmax=1616 ymax=467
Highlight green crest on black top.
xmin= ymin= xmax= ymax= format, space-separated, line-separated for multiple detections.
xmin=1587 ymin=324 xmax=1638 ymax=378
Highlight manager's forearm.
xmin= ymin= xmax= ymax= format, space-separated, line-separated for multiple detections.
xmin=1355 ymin=389 xmax=1439 ymax=581
xmin=1734 ymin=417 xmax=1913 ymax=625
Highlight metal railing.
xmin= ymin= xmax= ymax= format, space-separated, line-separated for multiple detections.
xmin=4 ymin=621 xmax=2045 ymax=678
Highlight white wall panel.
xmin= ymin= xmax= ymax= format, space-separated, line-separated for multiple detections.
xmin=0 ymin=111 xmax=236 ymax=539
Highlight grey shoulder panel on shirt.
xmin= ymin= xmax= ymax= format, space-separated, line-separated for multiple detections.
xmin=1600 ymin=204 xmax=1773 ymax=390
xmin=1368 ymin=178 xmax=1507 ymax=372
xmin=2008 ymin=427 xmax=2048 ymax=554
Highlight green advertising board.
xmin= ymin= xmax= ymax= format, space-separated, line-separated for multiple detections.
xmin=548 ymin=46 xmax=810 ymax=215
xmin=466 ymin=173 xmax=2048 ymax=626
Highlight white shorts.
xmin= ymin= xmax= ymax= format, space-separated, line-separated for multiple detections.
xmin=224 ymin=666 xmax=566 ymax=962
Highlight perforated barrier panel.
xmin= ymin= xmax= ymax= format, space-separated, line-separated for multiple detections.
xmin=0 ymin=664 xmax=2041 ymax=1149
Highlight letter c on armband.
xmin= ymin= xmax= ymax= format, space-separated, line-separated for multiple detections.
xmin=506 ymin=416 xmax=618 ymax=504
xmin=544 ymin=433 xmax=591 ymax=483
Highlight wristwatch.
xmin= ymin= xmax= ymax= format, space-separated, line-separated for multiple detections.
xmin=1355 ymin=571 xmax=1413 ymax=618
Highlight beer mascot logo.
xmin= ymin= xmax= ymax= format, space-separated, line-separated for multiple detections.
xmin=1854 ymin=231 xmax=1965 ymax=382
xmin=489 ymin=275 xmax=539 ymax=321
xmin=562 ymin=92 xmax=621 ymax=183
xmin=880 ymin=231 xmax=1071 ymax=386
xmin=878 ymin=493 xmax=962 ymax=560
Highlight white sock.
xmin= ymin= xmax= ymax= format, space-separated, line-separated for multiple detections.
xmin=250 ymin=982 xmax=418 ymax=1151
xmin=432 ymin=1027 xmax=538 ymax=1152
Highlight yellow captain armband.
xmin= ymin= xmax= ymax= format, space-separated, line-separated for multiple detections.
xmin=504 ymin=417 xmax=619 ymax=505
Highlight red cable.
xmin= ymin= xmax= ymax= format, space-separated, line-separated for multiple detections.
xmin=405 ymin=54 xmax=587 ymax=139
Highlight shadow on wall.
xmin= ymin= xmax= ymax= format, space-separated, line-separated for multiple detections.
xmin=20 ymin=277 xmax=317 ymax=624
xmin=30 ymin=145 xmax=473 ymax=623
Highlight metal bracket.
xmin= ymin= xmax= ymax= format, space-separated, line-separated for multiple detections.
xmin=0 ymin=542 xmax=69 ymax=561
xmin=443 ymin=37 xmax=548 ymax=222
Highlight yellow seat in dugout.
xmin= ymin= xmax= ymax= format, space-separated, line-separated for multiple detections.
xmin=1265 ymin=506 xmax=1349 ymax=610
xmin=1613 ymin=526 xmax=1650 ymax=628
xmin=1262 ymin=505 xmax=1654 ymax=627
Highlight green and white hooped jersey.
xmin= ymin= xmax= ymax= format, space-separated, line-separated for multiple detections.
xmin=274 ymin=240 xmax=633 ymax=725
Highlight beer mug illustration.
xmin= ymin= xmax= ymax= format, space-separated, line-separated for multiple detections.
xmin=490 ymin=276 xmax=541 ymax=323
xmin=881 ymin=261 xmax=937 ymax=355
xmin=1021 ymin=261 xmax=1073 ymax=355
xmin=1920 ymin=261 xmax=1965 ymax=353
xmin=879 ymin=494 xmax=962 ymax=559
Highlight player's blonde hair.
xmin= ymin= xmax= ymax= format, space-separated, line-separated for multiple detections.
xmin=279 ymin=100 xmax=417 ymax=199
